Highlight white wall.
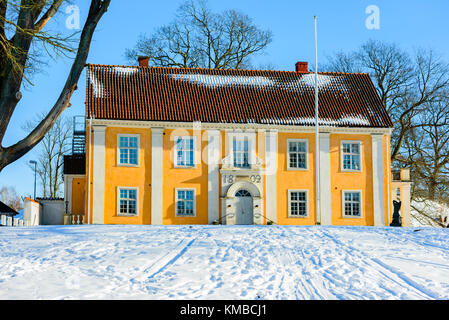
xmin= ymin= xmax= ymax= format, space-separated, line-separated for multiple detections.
xmin=92 ymin=125 xmax=106 ymax=224
xmin=39 ymin=199 xmax=65 ymax=225
xmin=23 ymin=199 xmax=42 ymax=226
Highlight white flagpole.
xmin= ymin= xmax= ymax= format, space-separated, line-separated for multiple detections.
xmin=314 ymin=16 xmax=320 ymax=225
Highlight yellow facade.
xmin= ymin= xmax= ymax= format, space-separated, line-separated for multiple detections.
xmin=329 ymin=134 xmax=373 ymax=226
xmin=103 ymin=127 xmax=152 ymax=225
xmin=162 ymin=129 xmax=208 ymax=224
xmin=73 ymin=123 xmax=392 ymax=226
xmin=277 ymin=133 xmax=316 ymax=225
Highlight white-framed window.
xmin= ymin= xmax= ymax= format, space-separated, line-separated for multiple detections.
xmin=342 ymin=190 xmax=362 ymax=217
xmin=117 ymin=187 xmax=139 ymax=216
xmin=233 ymin=136 xmax=250 ymax=168
xmin=175 ymin=136 xmax=196 ymax=168
xmin=175 ymin=188 xmax=196 ymax=217
xmin=226 ymin=132 xmax=256 ymax=169
xmin=341 ymin=141 xmax=362 ymax=171
xmin=287 ymin=139 xmax=308 ymax=170
xmin=288 ymin=190 xmax=309 ymax=217
xmin=117 ymin=134 xmax=140 ymax=166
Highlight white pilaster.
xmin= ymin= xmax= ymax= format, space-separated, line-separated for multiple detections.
xmin=401 ymin=184 xmax=411 ymax=227
xmin=319 ymin=133 xmax=332 ymax=225
xmin=207 ymin=130 xmax=220 ymax=224
xmin=372 ymin=134 xmax=385 ymax=226
xmin=386 ymin=138 xmax=391 ymax=226
xmin=265 ymin=130 xmax=278 ymax=224
xmin=92 ymin=125 xmax=106 ymax=224
xmin=151 ymin=128 xmax=164 ymax=225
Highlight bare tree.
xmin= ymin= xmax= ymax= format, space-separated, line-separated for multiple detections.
xmin=323 ymin=51 xmax=362 ymax=73
xmin=125 ymin=0 xmax=272 ymax=69
xmin=24 ymin=114 xmax=71 ymax=198
xmin=324 ymin=40 xmax=449 ymax=162
xmin=325 ymin=40 xmax=449 ymax=204
xmin=391 ymin=49 xmax=449 ymax=162
xmin=0 ymin=0 xmax=110 ymax=172
xmin=0 ymin=185 xmax=21 ymax=210
xmin=402 ymin=97 xmax=449 ymax=202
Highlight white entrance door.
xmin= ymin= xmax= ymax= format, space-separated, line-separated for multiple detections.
xmin=235 ymin=190 xmax=253 ymax=225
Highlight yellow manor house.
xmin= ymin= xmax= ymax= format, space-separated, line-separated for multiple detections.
xmin=63 ymin=58 xmax=411 ymax=226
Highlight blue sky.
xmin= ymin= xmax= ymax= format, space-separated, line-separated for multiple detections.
xmin=1 ymin=0 xmax=448 ymax=198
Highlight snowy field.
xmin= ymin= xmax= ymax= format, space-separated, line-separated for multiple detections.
xmin=0 ymin=225 xmax=448 ymax=300
xmin=411 ymin=199 xmax=449 ymax=227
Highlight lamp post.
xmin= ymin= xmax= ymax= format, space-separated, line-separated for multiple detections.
xmin=29 ymin=160 xmax=37 ymax=199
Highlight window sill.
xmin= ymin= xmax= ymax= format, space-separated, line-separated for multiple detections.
xmin=342 ymin=215 xmax=363 ymax=219
xmin=229 ymin=166 xmax=253 ymax=170
xmin=174 ymin=165 xmax=197 ymax=169
xmin=287 ymin=167 xmax=309 ymax=171
xmin=117 ymin=163 xmax=140 ymax=168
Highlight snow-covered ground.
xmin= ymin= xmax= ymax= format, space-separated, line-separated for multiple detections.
xmin=0 ymin=225 xmax=448 ymax=300
xmin=411 ymin=199 xmax=449 ymax=228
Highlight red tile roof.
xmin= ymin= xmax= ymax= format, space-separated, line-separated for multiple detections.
xmin=86 ymin=65 xmax=393 ymax=128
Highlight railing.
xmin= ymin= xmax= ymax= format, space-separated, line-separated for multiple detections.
xmin=73 ymin=115 xmax=86 ymax=135
xmin=254 ymin=213 xmax=277 ymax=225
xmin=72 ymin=115 xmax=86 ymax=155
xmin=212 ymin=212 xmax=235 ymax=225
xmin=70 ymin=214 xmax=85 ymax=225
xmin=212 ymin=212 xmax=277 ymax=225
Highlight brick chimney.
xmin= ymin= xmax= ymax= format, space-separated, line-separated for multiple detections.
xmin=295 ymin=61 xmax=308 ymax=73
xmin=138 ymin=56 xmax=149 ymax=67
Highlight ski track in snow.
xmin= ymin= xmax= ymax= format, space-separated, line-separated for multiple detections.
xmin=316 ymin=228 xmax=438 ymax=299
xmin=321 ymin=226 xmax=449 ymax=299
xmin=0 ymin=225 xmax=448 ymax=300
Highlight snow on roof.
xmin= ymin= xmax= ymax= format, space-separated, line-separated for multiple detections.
xmin=86 ymin=65 xmax=393 ymax=128
xmin=87 ymin=70 xmax=106 ymax=99
xmin=169 ymin=73 xmax=277 ymax=89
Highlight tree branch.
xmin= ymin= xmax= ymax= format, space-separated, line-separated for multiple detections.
xmin=0 ymin=0 xmax=7 ymax=38
xmin=33 ymin=0 xmax=63 ymax=32
xmin=0 ymin=0 xmax=110 ymax=170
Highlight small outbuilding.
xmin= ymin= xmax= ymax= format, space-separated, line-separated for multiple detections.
xmin=0 ymin=201 xmax=19 ymax=226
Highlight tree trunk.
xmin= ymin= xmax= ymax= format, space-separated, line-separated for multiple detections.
xmin=0 ymin=0 xmax=111 ymax=172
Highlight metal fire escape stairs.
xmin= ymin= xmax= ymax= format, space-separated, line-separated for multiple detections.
xmin=72 ymin=116 xmax=86 ymax=155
